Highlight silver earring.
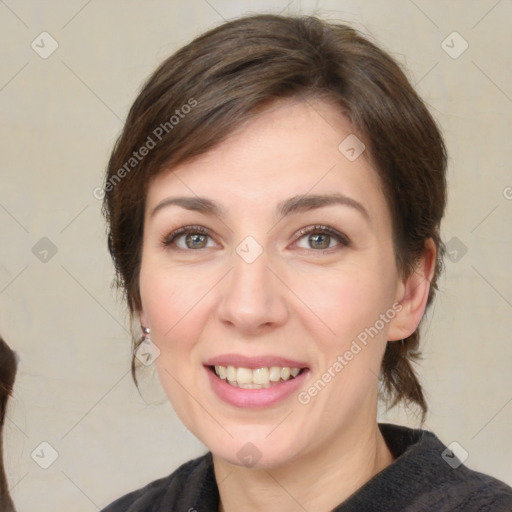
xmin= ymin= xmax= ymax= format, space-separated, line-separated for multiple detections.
xmin=137 ymin=326 xmax=158 ymax=365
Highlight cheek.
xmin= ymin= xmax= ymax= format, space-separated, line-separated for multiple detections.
xmin=289 ymin=259 xmax=395 ymax=349
xmin=140 ymin=257 xmax=201 ymax=329
xmin=139 ymin=262 xmax=210 ymax=424
xmin=137 ymin=233 xmax=222 ymax=420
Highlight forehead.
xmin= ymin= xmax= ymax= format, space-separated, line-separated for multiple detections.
xmin=146 ymin=98 xmax=389 ymax=225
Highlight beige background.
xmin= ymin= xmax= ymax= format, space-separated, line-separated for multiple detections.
xmin=0 ymin=1 xmax=511 ymax=510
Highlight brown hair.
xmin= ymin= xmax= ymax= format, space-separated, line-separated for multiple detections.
xmin=0 ymin=336 xmax=17 ymax=511
xmin=103 ymin=14 xmax=447 ymax=424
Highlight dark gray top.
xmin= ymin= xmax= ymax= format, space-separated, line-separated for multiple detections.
xmin=101 ymin=422 xmax=512 ymax=511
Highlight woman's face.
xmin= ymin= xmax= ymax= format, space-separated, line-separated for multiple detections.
xmin=139 ymin=98 xmax=414 ymax=468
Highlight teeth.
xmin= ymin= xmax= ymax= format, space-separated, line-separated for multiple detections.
xmin=253 ymin=367 xmax=269 ymax=384
xmin=226 ymin=365 xmax=236 ymax=382
xmin=236 ymin=367 xmax=253 ymax=384
xmin=269 ymin=366 xmax=281 ymax=382
xmin=214 ymin=365 xmax=303 ymax=388
xmin=216 ymin=365 xmax=226 ymax=380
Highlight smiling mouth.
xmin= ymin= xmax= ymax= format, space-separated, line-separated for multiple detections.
xmin=209 ymin=365 xmax=307 ymax=389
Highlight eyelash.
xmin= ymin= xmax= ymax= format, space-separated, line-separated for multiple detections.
xmin=161 ymin=224 xmax=350 ymax=253
xmin=295 ymin=225 xmax=350 ymax=252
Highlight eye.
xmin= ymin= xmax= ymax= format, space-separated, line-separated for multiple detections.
xmin=294 ymin=225 xmax=350 ymax=252
xmin=161 ymin=225 xmax=216 ymax=250
xmin=160 ymin=224 xmax=349 ymax=252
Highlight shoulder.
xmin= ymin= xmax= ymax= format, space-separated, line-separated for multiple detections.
xmin=419 ymin=430 xmax=512 ymax=511
xmin=365 ymin=423 xmax=512 ymax=512
xmin=100 ymin=452 xmax=216 ymax=512
xmin=405 ymin=466 xmax=512 ymax=512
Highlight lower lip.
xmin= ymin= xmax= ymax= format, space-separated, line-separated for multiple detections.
xmin=206 ymin=367 xmax=308 ymax=408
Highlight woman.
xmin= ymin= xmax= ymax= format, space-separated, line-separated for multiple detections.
xmin=100 ymin=14 xmax=512 ymax=511
xmin=0 ymin=337 xmax=17 ymax=512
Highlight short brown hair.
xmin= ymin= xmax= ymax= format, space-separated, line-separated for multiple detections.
xmin=103 ymin=13 xmax=447 ymax=423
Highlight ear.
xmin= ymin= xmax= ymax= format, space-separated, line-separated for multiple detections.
xmin=387 ymin=238 xmax=437 ymax=342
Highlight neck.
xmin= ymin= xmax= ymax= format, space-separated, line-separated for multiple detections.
xmin=214 ymin=420 xmax=395 ymax=512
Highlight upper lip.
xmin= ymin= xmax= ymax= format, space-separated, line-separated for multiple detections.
xmin=204 ymin=354 xmax=309 ymax=369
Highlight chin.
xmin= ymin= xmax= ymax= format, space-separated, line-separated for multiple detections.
xmin=213 ymin=446 xmax=295 ymax=470
xmin=204 ymin=428 xmax=307 ymax=470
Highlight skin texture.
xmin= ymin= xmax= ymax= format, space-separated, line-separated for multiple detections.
xmin=139 ymin=98 xmax=436 ymax=512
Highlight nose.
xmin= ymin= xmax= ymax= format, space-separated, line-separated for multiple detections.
xmin=216 ymin=246 xmax=289 ymax=334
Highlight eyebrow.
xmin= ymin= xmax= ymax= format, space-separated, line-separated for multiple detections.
xmin=150 ymin=193 xmax=370 ymax=223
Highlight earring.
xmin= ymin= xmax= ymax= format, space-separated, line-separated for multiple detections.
xmin=137 ymin=326 xmax=159 ymax=366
